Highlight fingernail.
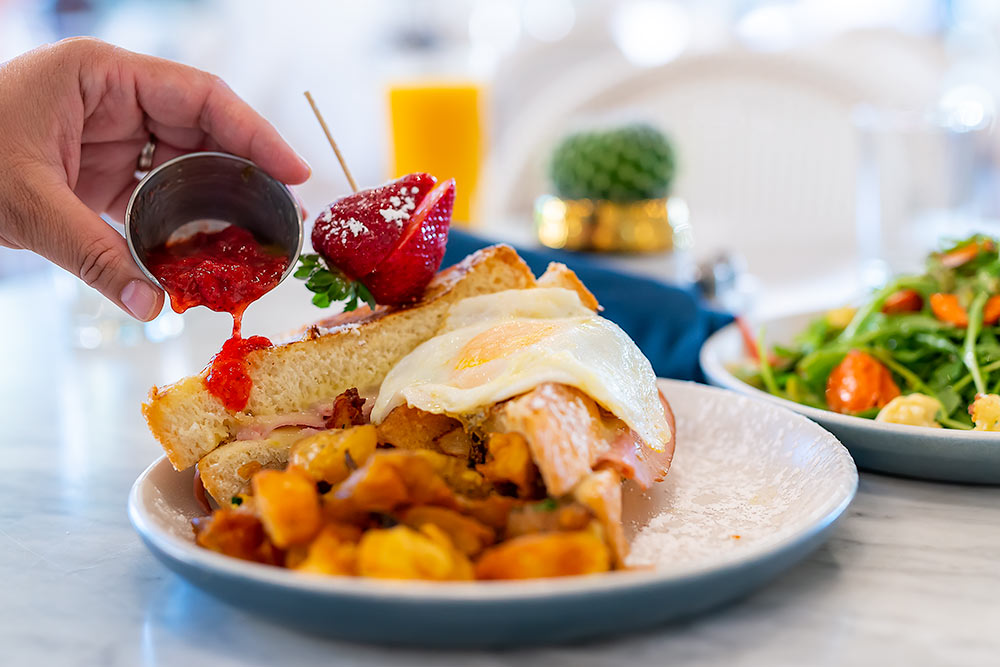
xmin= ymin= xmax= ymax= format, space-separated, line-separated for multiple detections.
xmin=121 ymin=280 xmax=158 ymax=321
xmin=297 ymin=155 xmax=312 ymax=178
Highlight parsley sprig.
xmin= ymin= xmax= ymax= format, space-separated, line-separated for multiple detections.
xmin=294 ymin=253 xmax=376 ymax=311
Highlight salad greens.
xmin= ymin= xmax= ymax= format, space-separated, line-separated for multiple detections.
xmin=739 ymin=235 xmax=1000 ymax=430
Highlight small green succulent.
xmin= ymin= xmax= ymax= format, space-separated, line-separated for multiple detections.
xmin=549 ymin=123 xmax=676 ymax=202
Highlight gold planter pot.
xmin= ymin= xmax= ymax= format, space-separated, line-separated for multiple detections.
xmin=534 ymin=195 xmax=684 ymax=253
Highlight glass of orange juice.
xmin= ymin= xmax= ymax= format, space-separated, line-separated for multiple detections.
xmin=387 ymin=81 xmax=485 ymax=225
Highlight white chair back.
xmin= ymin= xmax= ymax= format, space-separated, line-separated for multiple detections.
xmin=480 ymin=45 xmax=943 ymax=293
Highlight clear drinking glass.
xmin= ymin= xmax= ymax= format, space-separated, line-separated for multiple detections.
xmin=853 ymin=95 xmax=998 ymax=288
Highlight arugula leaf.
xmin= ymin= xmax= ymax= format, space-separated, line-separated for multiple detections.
xmin=963 ymin=291 xmax=989 ymax=395
xmin=743 ymin=234 xmax=1000 ymax=429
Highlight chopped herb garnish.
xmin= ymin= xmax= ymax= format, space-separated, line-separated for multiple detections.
xmin=532 ymin=498 xmax=559 ymax=512
xmin=230 ymin=496 xmax=243 ymax=506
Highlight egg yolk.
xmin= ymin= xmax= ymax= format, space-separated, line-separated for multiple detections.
xmin=453 ymin=321 xmax=560 ymax=371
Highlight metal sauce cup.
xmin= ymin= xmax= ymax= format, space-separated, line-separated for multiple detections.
xmin=125 ymin=152 xmax=303 ymax=289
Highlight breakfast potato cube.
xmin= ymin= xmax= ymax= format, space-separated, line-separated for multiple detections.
xmin=476 ymin=432 xmax=538 ymax=497
xmin=356 ymin=524 xmax=473 ymax=580
xmin=411 ymin=449 xmax=492 ymax=498
xmin=252 ymin=469 xmax=322 ymax=548
xmin=400 ymin=506 xmax=496 ymax=556
xmin=191 ymin=508 xmax=280 ymax=565
xmin=455 ymin=494 xmax=519 ymax=529
xmin=288 ymin=425 xmax=377 ymax=484
xmin=474 ymin=529 xmax=611 ymax=580
xmin=291 ymin=524 xmax=359 ymax=576
xmin=327 ymin=451 xmax=457 ymax=518
xmin=377 ymin=404 xmax=461 ymax=451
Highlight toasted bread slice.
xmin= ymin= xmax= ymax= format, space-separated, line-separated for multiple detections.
xmin=537 ymin=262 xmax=601 ymax=311
xmin=144 ymin=245 xmax=536 ymax=470
xmin=198 ymin=428 xmax=308 ymax=503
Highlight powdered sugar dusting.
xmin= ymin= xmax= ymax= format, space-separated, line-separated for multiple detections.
xmin=317 ymin=209 xmax=371 ymax=245
xmin=378 ymin=186 xmax=417 ymax=227
xmin=343 ymin=218 xmax=366 ymax=237
xmin=624 ymin=382 xmax=856 ymax=573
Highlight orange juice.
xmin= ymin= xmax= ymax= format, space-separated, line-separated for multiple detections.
xmin=388 ymin=81 xmax=484 ymax=225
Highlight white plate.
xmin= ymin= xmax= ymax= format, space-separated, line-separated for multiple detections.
xmin=129 ymin=379 xmax=857 ymax=647
xmin=701 ymin=311 xmax=1000 ymax=484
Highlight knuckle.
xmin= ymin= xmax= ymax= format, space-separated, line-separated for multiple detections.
xmin=54 ymin=36 xmax=107 ymax=63
xmin=60 ymin=35 xmax=108 ymax=52
xmin=77 ymin=235 xmax=119 ymax=289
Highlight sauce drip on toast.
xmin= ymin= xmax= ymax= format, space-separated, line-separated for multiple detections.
xmin=146 ymin=225 xmax=287 ymax=411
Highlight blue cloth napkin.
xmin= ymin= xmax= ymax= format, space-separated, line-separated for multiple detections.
xmin=442 ymin=229 xmax=733 ymax=382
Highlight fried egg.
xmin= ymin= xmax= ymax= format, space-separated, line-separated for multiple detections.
xmin=371 ymin=288 xmax=671 ymax=452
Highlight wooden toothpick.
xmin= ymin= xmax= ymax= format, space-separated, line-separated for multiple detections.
xmin=304 ymin=90 xmax=358 ymax=193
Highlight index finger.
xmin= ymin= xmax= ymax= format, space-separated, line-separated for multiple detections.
xmin=126 ymin=53 xmax=311 ymax=185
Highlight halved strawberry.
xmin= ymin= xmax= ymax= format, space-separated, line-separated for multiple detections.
xmin=311 ymin=173 xmax=437 ymax=280
xmin=362 ymin=178 xmax=455 ymax=305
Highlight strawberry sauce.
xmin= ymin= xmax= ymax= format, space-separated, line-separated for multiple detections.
xmin=202 ymin=334 xmax=273 ymax=411
xmin=146 ymin=225 xmax=288 ymax=411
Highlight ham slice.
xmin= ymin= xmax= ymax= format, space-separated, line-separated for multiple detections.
xmin=489 ymin=384 xmax=675 ymax=495
xmin=233 ymin=389 xmax=372 ymax=441
xmin=595 ymin=390 xmax=675 ymax=487
xmin=234 ymin=411 xmax=330 ymax=441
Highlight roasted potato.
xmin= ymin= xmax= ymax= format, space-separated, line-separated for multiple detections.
xmin=252 ymin=469 xmax=322 ymax=548
xmin=288 ymin=424 xmax=377 ymax=484
xmin=455 ymin=493 xmax=519 ymax=529
xmin=377 ymin=404 xmax=461 ymax=451
xmin=191 ymin=508 xmax=280 ymax=565
xmin=327 ymin=451 xmax=457 ymax=519
xmin=476 ymin=431 xmax=539 ymax=498
xmin=411 ymin=449 xmax=492 ymax=498
xmin=474 ymin=528 xmax=611 ymax=579
xmin=399 ymin=506 xmax=495 ymax=556
xmin=290 ymin=524 xmax=360 ymax=576
xmin=356 ymin=524 xmax=473 ymax=580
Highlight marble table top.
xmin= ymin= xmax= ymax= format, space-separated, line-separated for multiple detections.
xmin=1 ymin=271 xmax=998 ymax=667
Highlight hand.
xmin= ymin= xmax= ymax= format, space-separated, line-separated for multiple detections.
xmin=0 ymin=38 xmax=311 ymax=321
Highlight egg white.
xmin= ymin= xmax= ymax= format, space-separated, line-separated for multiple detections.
xmin=371 ymin=288 xmax=671 ymax=452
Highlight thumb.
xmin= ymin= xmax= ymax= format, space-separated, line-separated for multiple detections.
xmin=38 ymin=187 xmax=165 ymax=321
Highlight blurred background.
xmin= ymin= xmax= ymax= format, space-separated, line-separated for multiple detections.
xmin=3 ymin=0 xmax=1000 ymax=322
